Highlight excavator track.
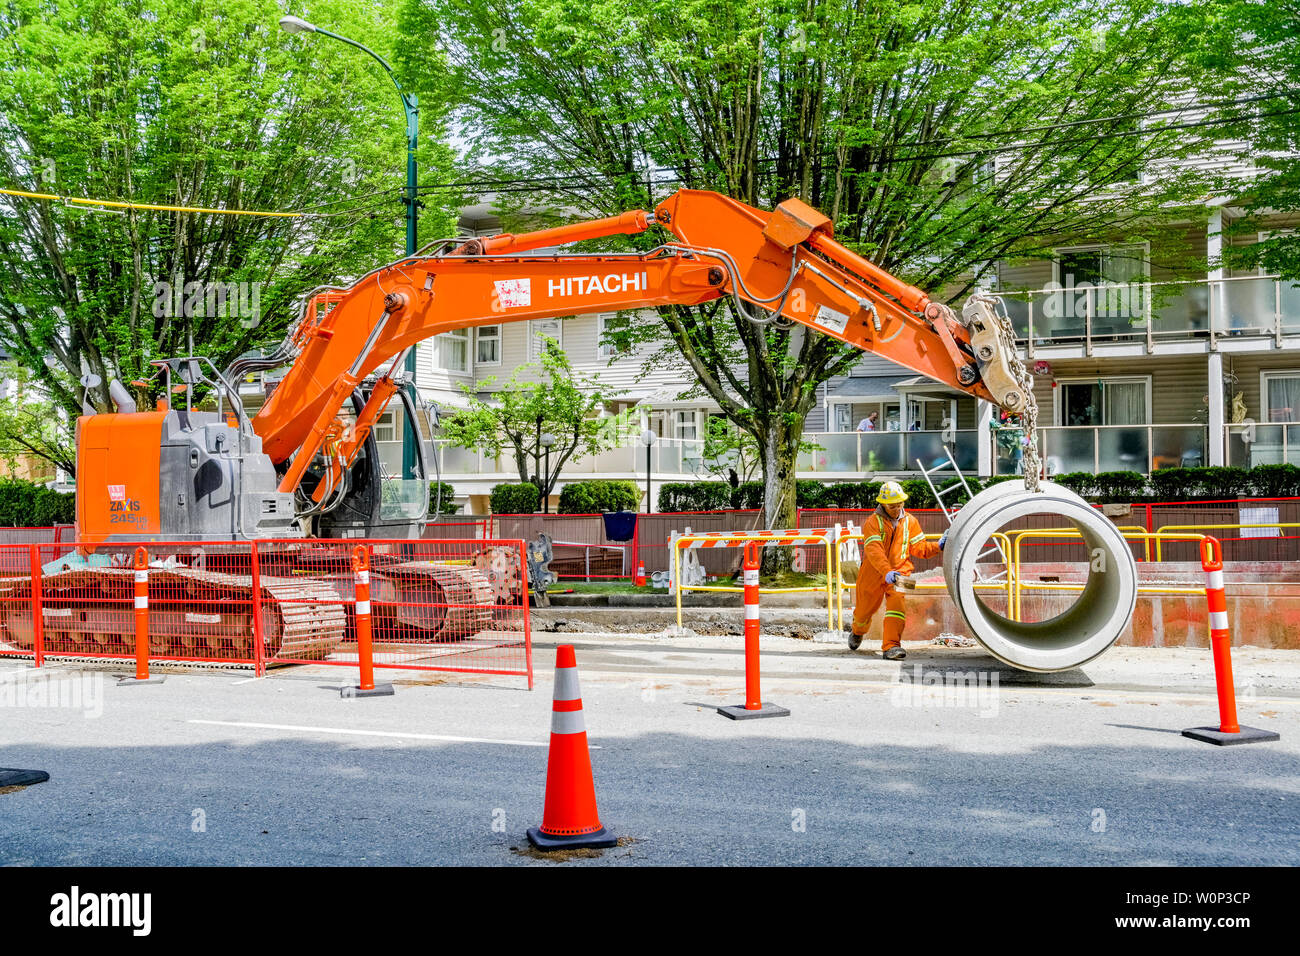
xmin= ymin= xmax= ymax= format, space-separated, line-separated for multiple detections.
xmin=0 ymin=566 xmax=346 ymax=662
xmin=370 ymin=559 xmax=504 ymax=641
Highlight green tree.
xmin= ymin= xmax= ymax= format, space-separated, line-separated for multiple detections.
xmin=0 ymin=362 xmax=74 ymax=477
xmin=405 ymin=0 xmax=1241 ymax=544
xmin=0 ymin=0 xmax=462 ymax=461
xmin=440 ymin=340 xmax=612 ymax=504
xmin=1213 ymin=1 xmax=1300 ymax=279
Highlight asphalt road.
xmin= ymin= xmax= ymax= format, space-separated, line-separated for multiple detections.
xmin=1 ymin=634 xmax=1297 ymax=866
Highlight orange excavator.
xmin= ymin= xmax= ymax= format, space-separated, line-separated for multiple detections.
xmin=76 ymin=188 xmax=1033 ymax=544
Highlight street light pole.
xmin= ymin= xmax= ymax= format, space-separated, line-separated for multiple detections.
xmin=540 ymin=433 xmax=555 ymax=514
xmin=279 ymin=15 xmax=420 ymax=479
xmin=641 ymin=429 xmax=657 ymax=513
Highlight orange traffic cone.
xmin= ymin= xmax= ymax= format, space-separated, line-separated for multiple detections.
xmin=635 ymin=561 xmax=647 ymax=587
xmin=527 ymin=645 xmax=617 ymax=850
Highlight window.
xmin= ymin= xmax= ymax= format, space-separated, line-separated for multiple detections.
xmin=1052 ymin=244 xmax=1149 ymax=328
xmin=675 ymin=410 xmax=698 ymax=440
xmin=1263 ymin=371 xmax=1300 ymax=424
xmin=1056 ymin=377 xmax=1150 ymax=426
xmin=530 ymin=318 xmax=563 ymax=359
xmin=598 ymin=313 xmax=631 ymax=360
xmin=476 ymin=325 xmax=501 ymax=365
xmin=438 ymin=328 xmax=469 ymax=373
xmin=373 ymin=410 xmax=397 ymax=443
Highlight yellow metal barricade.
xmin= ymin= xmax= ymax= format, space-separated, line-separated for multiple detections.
xmin=1154 ymin=523 xmax=1300 ymax=562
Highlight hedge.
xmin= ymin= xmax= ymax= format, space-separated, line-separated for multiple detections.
xmin=490 ymin=482 xmax=541 ymax=514
xmin=557 ymin=480 xmax=640 ymax=514
xmin=650 ymin=466 xmax=1300 ymax=512
xmin=0 ymin=479 xmax=74 ymax=527
xmin=428 ymin=481 xmax=459 ymax=515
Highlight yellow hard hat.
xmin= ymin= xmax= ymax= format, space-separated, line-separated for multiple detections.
xmin=877 ymin=480 xmax=908 ymax=504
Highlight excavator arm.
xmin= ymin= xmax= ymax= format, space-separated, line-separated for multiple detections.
xmin=250 ymin=189 xmax=1031 ymax=497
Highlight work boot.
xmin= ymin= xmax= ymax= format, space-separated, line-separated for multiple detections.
xmin=882 ymin=646 xmax=906 ymax=661
xmin=847 ymin=630 xmax=862 ymax=651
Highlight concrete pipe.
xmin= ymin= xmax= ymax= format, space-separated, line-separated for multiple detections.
xmin=943 ymin=479 xmax=1136 ymax=672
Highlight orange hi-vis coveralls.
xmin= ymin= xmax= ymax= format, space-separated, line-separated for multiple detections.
xmin=851 ymin=506 xmax=942 ymax=651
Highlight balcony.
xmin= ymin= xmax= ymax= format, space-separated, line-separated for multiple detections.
xmin=993 ymin=424 xmax=1208 ymax=475
xmin=798 ymin=429 xmax=978 ymax=474
xmin=994 ymin=275 xmax=1300 ymax=351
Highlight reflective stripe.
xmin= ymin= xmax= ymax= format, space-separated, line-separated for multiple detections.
xmin=1210 ymin=611 xmax=1229 ymax=631
xmin=355 ymin=600 xmax=371 ymax=615
xmin=745 ymin=603 xmax=759 ymax=620
xmin=909 ymin=533 xmax=925 ymax=544
xmin=864 ymin=535 xmax=883 ymax=545
xmin=134 ymin=571 xmax=148 ymax=584
xmin=1206 ymin=570 xmax=1224 ymax=591
xmin=743 ymin=569 xmax=759 ymax=587
xmin=551 ymin=709 xmax=587 ymax=735
xmin=884 ymin=610 xmax=905 ymax=619
xmin=134 ymin=596 xmax=148 ymax=609
xmin=356 ymin=570 xmax=370 ymax=585
xmin=553 ymin=666 xmax=582 ymax=702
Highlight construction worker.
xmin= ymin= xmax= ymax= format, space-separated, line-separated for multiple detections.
xmin=848 ymin=481 xmax=945 ymax=660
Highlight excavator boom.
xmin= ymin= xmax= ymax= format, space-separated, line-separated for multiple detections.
xmin=251 ymin=189 xmax=1029 ymax=496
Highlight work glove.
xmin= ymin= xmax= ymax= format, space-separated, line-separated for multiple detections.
xmin=885 ymin=570 xmax=900 ymax=585
xmin=938 ymin=532 xmax=948 ymax=551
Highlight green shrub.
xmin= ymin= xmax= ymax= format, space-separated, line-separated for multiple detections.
xmin=427 ymin=481 xmax=459 ymax=515
xmin=731 ymin=481 xmax=764 ymax=510
xmin=1247 ymin=463 xmax=1300 ymax=498
xmin=1091 ymin=470 xmax=1146 ymax=503
xmin=0 ymin=480 xmax=74 ymax=527
xmin=558 ymin=479 xmax=640 ymax=514
xmin=490 ymin=482 xmax=540 ymax=514
xmin=658 ymin=481 xmax=732 ymax=512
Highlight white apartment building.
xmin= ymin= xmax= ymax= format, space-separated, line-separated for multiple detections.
xmin=389 ymin=129 xmax=1298 ymax=514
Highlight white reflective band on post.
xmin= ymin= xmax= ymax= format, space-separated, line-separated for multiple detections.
xmin=134 ymin=596 xmax=148 ymax=609
xmin=1207 ymin=570 xmax=1224 ymax=591
xmin=553 ymin=666 xmax=582 ymax=702
xmin=355 ymin=600 xmax=371 ymax=616
xmin=743 ymin=569 xmax=759 ymax=587
xmin=1210 ymin=611 xmax=1229 ymax=631
xmin=745 ymin=603 xmax=759 ymax=620
xmin=551 ymin=709 xmax=586 ymax=735
xmin=356 ymin=570 xmax=370 ymax=585
xmin=134 ymin=571 xmax=148 ymax=584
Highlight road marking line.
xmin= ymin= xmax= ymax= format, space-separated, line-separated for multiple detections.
xmin=231 ymin=677 xmax=262 ymax=685
xmin=187 ymin=719 xmax=548 ymax=747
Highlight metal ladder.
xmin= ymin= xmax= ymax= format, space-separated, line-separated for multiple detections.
xmin=916 ymin=445 xmax=1010 ymax=583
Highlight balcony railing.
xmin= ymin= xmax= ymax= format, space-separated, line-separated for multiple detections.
xmin=994 ymin=424 xmax=1208 ymax=475
xmin=798 ymin=429 xmax=978 ymax=473
xmin=432 ymin=431 xmax=979 ymax=478
xmin=993 ymin=274 xmax=1300 ymax=350
xmin=1225 ymin=423 xmax=1300 ymax=468
xmin=433 ymin=438 xmax=709 ymax=478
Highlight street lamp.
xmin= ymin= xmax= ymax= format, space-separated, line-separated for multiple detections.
xmin=279 ymin=15 xmax=421 ymax=479
xmin=640 ymin=429 xmax=657 ymax=513
xmin=540 ymin=433 xmax=555 ymax=514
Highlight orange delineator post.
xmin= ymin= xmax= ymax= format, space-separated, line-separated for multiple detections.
xmin=341 ymin=545 xmax=394 ymax=698
xmin=1182 ymin=536 xmax=1278 ymax=746
xmin=716 ymin=541 xmax=789 ymax=721
xmin=133 ymin=547 xmax=149 ymax=680
xmin=118 ymin=546 xmax=163 ymax=685
xmin=527 ymin=644 xmax=616 ymax=850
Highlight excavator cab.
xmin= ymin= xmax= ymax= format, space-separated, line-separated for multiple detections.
xmin=301 ymin=380 xmax=436 ymax=540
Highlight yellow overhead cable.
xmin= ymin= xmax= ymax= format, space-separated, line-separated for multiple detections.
xmin=0 ymin=185 xmax=306 ymax=218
